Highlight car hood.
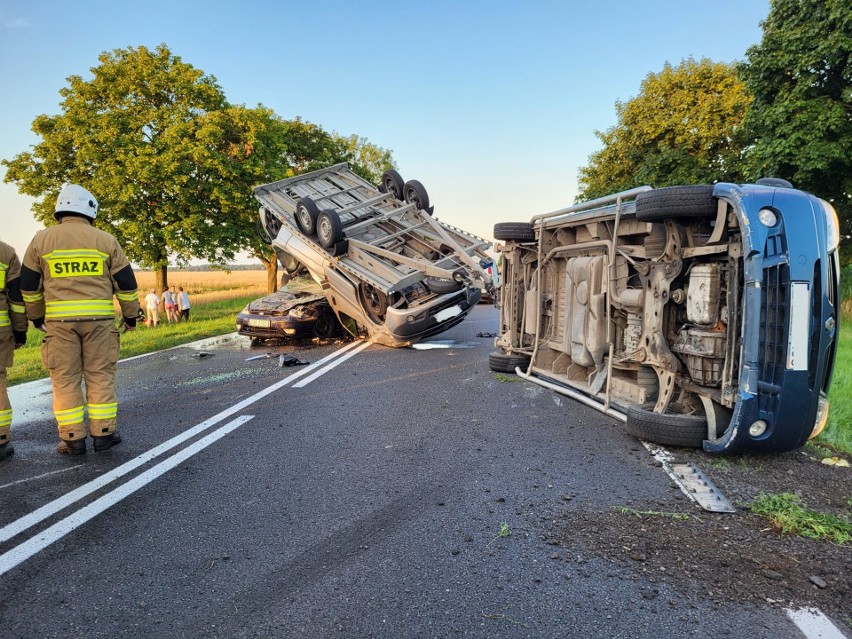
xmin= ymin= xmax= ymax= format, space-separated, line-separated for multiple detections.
xmin=247 ymin=291 xmax=327 ymax=314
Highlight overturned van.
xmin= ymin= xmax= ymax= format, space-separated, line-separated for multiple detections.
xmin=255 ymin=164 xmax=494 ymax=347
xmin=492 ymin=181 xmax=839 ymax=453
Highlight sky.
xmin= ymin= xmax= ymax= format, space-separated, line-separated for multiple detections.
xmin=0 ymin=0 xmax=770 ymax=262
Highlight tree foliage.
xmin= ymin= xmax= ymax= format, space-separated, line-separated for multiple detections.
xmin=739 ymin=0 xmax=852 ymax=242
xmin=577 ymin=58 xmax=752 ymax=201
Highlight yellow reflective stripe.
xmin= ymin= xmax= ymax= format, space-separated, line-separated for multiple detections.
xmin=0 ymin=311 xmax=8 ymax=327
xmin=88 ymin=402 xmax=118 ymax=419
xmin=0 ymin=263 xmax=6 ymax=290
xmin=42 ymin=249 xmax=110 ymax=261
xmin=55 ymin=405 xmax=85 ymax=426
xmin=115 ymin=290 xmax=138 ymax=302
xmin=45 ymin=299 xmax=115 ymax=318
xmin=0 ymin=408 xmax=11 ymax=428
xmin=22 ymin=292 xmax=44 ymax=303
xmin=10 ymin=302 xmax=25 ymax=314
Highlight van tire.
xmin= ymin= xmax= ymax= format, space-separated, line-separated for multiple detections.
xmin=404 ymin=180 xmax=430 ymax=212
xmin=494 ymin=222 xmax=536 ymax=242
xmin=295 ymin=198 xmax=320 ymax=234
xmin=425 ymin=277 xmax=462 ymax=294
xmin=635 ymin=185 xmax=717 ymax=221
xmin=317 ymin=210 xmax=343 ymax=248
xmin=489 ymin=351 xmax=531 ymax=374
xmin=625 ymin=405 xmax=707 ymax=448
xmin=380 ymin=170 xmax=405 ymax=200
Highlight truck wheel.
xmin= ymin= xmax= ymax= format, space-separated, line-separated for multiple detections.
xmin=403 ymin=180 xmax=431 ymax=212
xmin=634 ymin=185 xmax=717 ymax=221
xmin=494 ymin=222 xmax=536 ymax=242
xmin=625 ymin=405 xmax=707 ymax=448
xmin=317 ymin=210 xmax=343 ymax=248
xmin=380 ymin=170 xmax=405 ymax=200
xmin=295 ymin=198 xmax=320 ymax=235
xmin=488 ymin=351 xmax=532 ymax=373
xmin=360 ymin=283 xmax=388 ymax=322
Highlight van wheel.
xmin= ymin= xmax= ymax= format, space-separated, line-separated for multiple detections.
xmin=634 ymin=185 xmax=717 ymax=221
xmin=295 ymin=198 xmax=320 ymax=234
xmin=317 ymin=210 xmax=343 ymax=248
xmin=424 ymin=277 xmax=462 ymax=294
xmin=360 ymin=283 xmax=388 ymax=323
xmin=625 ymin=405 xmax=707 ymax=448
xmin=494 ymin=222 xmax=536 ymax=242
xmin=404 ymin=180 xmax=431 ymax=212
xmin=488 ymin=351 xmax=531 ymax=374
xmin=380 ymin=170 xmax=405 ymax=200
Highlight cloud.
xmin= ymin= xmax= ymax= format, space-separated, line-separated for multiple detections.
xmin=1 ymin=17 xmax=30 ymax=29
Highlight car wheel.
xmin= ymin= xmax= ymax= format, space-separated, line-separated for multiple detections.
xmin=380 ymin=170 xmax=405 ymax=200
xmin=625 ymin=405 xmax=707 ymax=448
xmin=488 ymin=351 xmax=531 ymax=373
xmin=314 ymin=309 xmax=337 ymax=338
xmin=295 ymin=198 xmax=320 ymax=235
xmin=403 ymin=180 xmax=431 ymax=212
xmin=493 ymin=222 xmax=536 ymax=242
xmin=317 ymin=210 xmax=344 ymax=248
xmin=359 ymin=282 xmax=388 ymax=323
xmin=634 ymin=185 xmax=717 ymax=221
xmin=424 ymin=277 xmax=462 ymax=294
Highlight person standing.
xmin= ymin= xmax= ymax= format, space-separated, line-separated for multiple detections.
xmin=21 ymin=184 xmax=140 ymax=455
xmin=177 ymin=286 xmax=191 ymax=321
xmin=0 ymin=240 xmax=28 ymax=460
xmin=162 ymin=285 xmax=177 ymax=323
xmin=144 ymin=288 xmax=159 ymax=328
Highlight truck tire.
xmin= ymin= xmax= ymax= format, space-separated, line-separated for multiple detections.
xmin=360 ymin=282 xmax=388 ymax=323
xmin=494 ymin=222 xmax=536 ymax=242
xmin=317 ymin=210 xmax=343 ymax=248
xmin=404 ymin=180 xmax=431 ymax=212
xmin=380 ymin=170 xmax=405 ymax=200
xmin=634 ymin=185 xmax=717 ymax=221
xmin=295 ymin=198 xmax=320 ymax=235
xmin=488 ymin=351 xmax=531 ymax=374
xmin=625 ymin=405 xmax=707 ymax=448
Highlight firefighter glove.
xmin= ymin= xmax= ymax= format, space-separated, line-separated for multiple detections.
xmin=13 ymin=330 xmax=27 ymax=348
xmin=123 ymin=315 xmax=137 ymax=330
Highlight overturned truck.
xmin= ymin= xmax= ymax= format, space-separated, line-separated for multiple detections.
xmin=255 ymin=163 xmax=494 ymax=347
xmin=493 ymin=181 xmax=839 ymax=453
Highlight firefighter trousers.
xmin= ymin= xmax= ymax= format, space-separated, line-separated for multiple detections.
xmin=0 ymin=327 xmax=14 ymax=446
xmin=41 ymin=320 xmax=121 ymax=441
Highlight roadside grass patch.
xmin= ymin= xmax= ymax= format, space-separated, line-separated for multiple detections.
xmin=750 ymin=493 xmax=852 ymax=545
xmin=493 ymin=373 xmax=521 ymax=383
xmin=821 ymin=310 xmax=852 ymax=455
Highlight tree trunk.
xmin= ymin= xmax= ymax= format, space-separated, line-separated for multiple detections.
xmin=155 ymin=265 xmax=168 ymax=294
xmin=258 ymin=254 xmax=278 ymax=294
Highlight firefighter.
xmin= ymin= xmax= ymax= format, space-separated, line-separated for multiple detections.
xmin=21 ymin=184 xmax=140 ymax=455
xmin=0 ymin=240 xmax=28 ymax=460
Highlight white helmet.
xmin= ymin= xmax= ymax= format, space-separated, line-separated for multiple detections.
xmin=55 ymin=184 xmax=98 ymax=220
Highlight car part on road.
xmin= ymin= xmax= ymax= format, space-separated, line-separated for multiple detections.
xmin=495 ymin=181 xmax=839 ymax=453
xmin=255 ymin=163 xmax=495 ymax=347
xmin=488 ymin=351 xmax=531 ymax=373
xmin=279 ymin=354 xmax=309 ymax=367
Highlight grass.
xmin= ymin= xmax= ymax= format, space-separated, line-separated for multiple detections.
xmin=493 ymin=373 xmax=522 ymax=383
xmin=8 ymin=269 xmax=268 ymax=386
xmin=750 ymin=493 xmax=852 ymax=545
xmin=616 ymin=507 xmax=693 ymax=521
xmin=821 ymin=317 xmax=852 ymax=454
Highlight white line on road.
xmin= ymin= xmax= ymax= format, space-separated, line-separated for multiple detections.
xmin=787 ymin=607 xmax=848 ymax=639
xmin=0 ymin=465 xmax=85 ymax=490
xmin=0 ymin=339 xmax=368 ymax=544
xmin=0 ymin=415 xmax=254 ymax=578
xmin=292 ymin=340 xmax=372 ymax=387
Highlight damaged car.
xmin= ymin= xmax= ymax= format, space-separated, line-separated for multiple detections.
xmin=492 ymin=180 xmax=839 ymax=454
xmin=254 ymin=163 xmax=494 ymax=347
xmin=236 ymin=290 xmax=341 ymax=343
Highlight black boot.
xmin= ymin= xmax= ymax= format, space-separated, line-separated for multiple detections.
xmin=0 ymin=443 xmax=14 ymax=460
xmin=93 ymin=432 xmax=122 ymax=452
xmin=57 ymin=439 xmax=87 ymax=455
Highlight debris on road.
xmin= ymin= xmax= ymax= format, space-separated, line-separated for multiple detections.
xmin=191 ymin=352 xmax=215 ymax=359
xmin=476 ymin=331 xmax=498 ymax=338
xmin=279 ymin=354 xmax=309 ymax=367
xmin=245 ymin=353 xmax=276 ymax=361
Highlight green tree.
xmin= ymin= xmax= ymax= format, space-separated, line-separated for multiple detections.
xmin=577 ymin=58 xmax=752 ymax=201
xmin=739 ymin=0 xmax=852 ymax=245
xmin=2 ymin=44 xmax=265 ymax=290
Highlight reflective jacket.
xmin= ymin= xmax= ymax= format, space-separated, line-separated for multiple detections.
xmin=0 ymin=240 xmax=27 ymax=332
xmin=21 ymin=217 xmax=140 ymax=322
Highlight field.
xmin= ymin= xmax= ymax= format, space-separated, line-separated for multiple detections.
xmin=8 ymin=269 xmax=269 ymax=386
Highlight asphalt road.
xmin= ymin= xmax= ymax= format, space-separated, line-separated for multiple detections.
xmin=0 ymin=306 xmax=840 ymax=638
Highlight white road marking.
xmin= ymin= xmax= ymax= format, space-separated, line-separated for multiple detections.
xmin=0 ymin=465 xmax=84 ymax=490
xmin=0 ymin=339 xmax=368 ymax=544
xmin=787 ymin=607 xmax=847 ymax=639
xmin=292 ymin=340 xmax=372 ymax=387
xmin=0 ymin=415 xmax=254 ymax=578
